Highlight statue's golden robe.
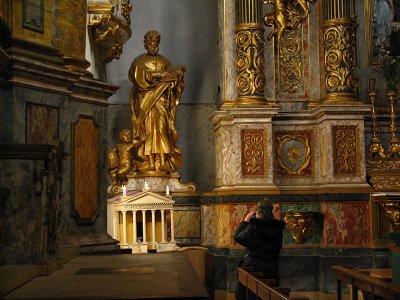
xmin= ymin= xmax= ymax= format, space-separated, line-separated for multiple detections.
xmin=129 ymin=53 xmax=184 ymax=169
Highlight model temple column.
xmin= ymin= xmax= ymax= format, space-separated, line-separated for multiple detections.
xmin=235 ymin=0 xmax=266 ymax=105
xmin=132 ymin=210 xmax=137 ymax=244
xmin=151 ymin=209 xmax=156 ymax=245
xmin=122 ymin=210 xmax=128 ymax=247
xmin=170 ymin=209 xmax=175 ymax=243
xmin=322 ymin=0 xmax=357 ymax=103
xmin=142 ymin=210 xmax=147 ymax=244
xmin=161 ymin=209 xmax=166 ymax=243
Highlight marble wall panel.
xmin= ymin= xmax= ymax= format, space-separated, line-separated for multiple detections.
xmin=321 ymin=202 xmax=371 ymax=246
xmin=174 ymin=208 xmax=201 ymax=239
xmin=0 ymin=160 xmax=41 ymax=264
xmin=215 ymin=204 xmax=233 ymax=246
xmin=202 ymin=205 xmax=217 ymax=245
xmin=26 ymin=102 xmax=59 ymax=144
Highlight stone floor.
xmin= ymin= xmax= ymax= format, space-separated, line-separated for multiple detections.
xmin=4 ymin=252 xmax=209 ymax=299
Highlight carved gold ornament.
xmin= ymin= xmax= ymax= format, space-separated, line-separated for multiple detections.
xmin=367 ymin=158 xmax=400 ymax=191
xmin=323 ymin=21 xmax=356 ymax=95
xmin=241 ymin=129 xmax=267 ymax=177
xmin=333 ymin=125 xmax=358 ymax=176
xmin=368 ymin=91 xmax=386 ymax=158
xmin=387 ymin=91 xmax=400 ymax=157
xmin=87 ymin=0 xmax=132 ymax=63
xmin=263 ymin=0 xmax=315 ymax=43
xmin=283 ymin=212 xmax=314 ymax=244
xmin=235 ymin=28 xmax=266 ymax=100
xmin=280 ymin=29 xmax=303 ymax=94
xmin=276 ymin=134 xmax=311 ymax=175
xmin=367 ymin=159 xmax=400 ymax=171
xmin=379 ymin=201 xmax=400 ymax=231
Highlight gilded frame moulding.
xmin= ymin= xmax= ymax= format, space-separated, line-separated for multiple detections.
xmin=275 ymin=132 xmax=312 ymax=176
xmin=87 ymin=0 xmax=132 ymax=63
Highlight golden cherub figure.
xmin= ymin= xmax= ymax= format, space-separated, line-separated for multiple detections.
xmin=263 ymin=0 xmax=315 ymax=43
xmin=107 ymin=129 xmax=146 ymax=186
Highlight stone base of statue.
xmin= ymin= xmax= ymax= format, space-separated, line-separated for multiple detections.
xmin=107 ymin=172 xmax=196 ymax=195
xmin=125 ymin=172 xmax=196 ymax=194
xmin=129 ymin=242 xmax=179 ymax=254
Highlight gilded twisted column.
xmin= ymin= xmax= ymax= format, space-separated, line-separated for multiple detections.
xmin=235 ymin=0 xmax=266 ymax=105
xmin=322 ymin=0 xmax=357 ymax=103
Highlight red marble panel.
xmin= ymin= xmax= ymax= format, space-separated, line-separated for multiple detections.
xmin=230 ymin=203 xmax=257 ymax=247
xmin=72 ymin=117 xmax=99 ymax=223
xmin=321 ymin=202 xmax=371 ymax=246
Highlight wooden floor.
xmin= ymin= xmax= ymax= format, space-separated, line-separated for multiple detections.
xmin=4 ymin=252 xmax=209 ymax=299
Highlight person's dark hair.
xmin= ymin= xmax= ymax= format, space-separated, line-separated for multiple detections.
xmin=256 ymin=198 xmax=274 ymax=219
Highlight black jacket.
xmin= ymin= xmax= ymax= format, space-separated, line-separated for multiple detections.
xmin=233 ymin=217 xmax=286 ymax=277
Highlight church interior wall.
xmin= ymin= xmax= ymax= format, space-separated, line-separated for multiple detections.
xmin=1 ymin=0 xmax=400 ymax=298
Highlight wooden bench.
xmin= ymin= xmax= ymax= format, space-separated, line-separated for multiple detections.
xmin=331 ymin=265 xmax=400 ymax=300
xmin=237 ymin=267 xmax=308 ymax=300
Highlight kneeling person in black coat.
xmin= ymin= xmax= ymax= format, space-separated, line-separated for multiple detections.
xmin=233 ymin=199 xmax=286 ymax=284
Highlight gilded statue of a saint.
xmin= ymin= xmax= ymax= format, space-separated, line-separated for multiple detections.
xmin=129 ymin=30 xmax=185 ymax=174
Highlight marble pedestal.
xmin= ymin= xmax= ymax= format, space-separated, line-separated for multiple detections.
xmin=211 ymin=106 xmax=279 ymax=192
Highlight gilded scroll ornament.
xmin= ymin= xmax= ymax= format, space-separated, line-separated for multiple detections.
xmin=236 ymin=29 xmax=266 ymax=99
xmin=323 ymin=21 xmax=356 ymax=96
xmin=333 ymin=125 xmax=358 ymax=176
xmin=241 ymin=129 xmax=267 ymax=177
xmin=366 ymin=159 xmax=400 ymax=171
xmin=367 ymin=158 xmax=400 ymax=191
xmin=280 ymin=29 xmax=303 ymax=93
xmin=369 ymin=177 xmax=400 ymax=191
xmin=121 ymin=0 xmax=132 ymax=25
xmin=276 ymin=134 xmax=311 ymax=175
